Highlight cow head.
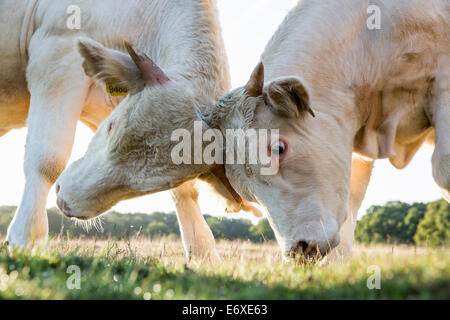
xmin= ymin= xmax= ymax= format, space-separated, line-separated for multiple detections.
xmin=56 ymin=38 xmax=213 ymax=219
xmin=205 ymin=62 xmax=355 ymax=259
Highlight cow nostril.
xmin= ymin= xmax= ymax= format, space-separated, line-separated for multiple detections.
xmin=57 ymin=197 xmax=71 ymax=216
xmin=289 ymin=241 xmax=323 ymax=260
xmin=55 ymin=184 xmax=60 ymax=195
xmin=298 ymin=241 xmax=309 ymax=252
xmin=289 ymin=241 xmax=309 ymax=258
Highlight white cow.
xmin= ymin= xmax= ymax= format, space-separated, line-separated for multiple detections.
xmin=207 ymin=0 xmax=450 ymax=259
xmin=59 ymin=0 xmax=449 ymax=261
xmin=1 ymin=0 xmax=261 ymax=258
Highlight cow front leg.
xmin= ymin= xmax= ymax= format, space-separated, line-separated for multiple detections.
xmin=6 ymin=52 xmax=89 ymax=248
xmin=327 ymin=157 xmax=374 ymax=261
xmin=431 ymin=80 xmax=450 ymax=202
xmin=171 ymin=181 xmax=219 ymax=261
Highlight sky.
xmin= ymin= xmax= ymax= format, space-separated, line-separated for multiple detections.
xmin=0 ymin=0 xmax=443 ymax=223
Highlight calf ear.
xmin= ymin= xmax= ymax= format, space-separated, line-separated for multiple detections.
xmin=265 ymin=77 xmax=315 ymax=120
xmin=200 ymin=166 xmax=264 ymax=218
xmin=77 ymin=37 xmax=169 ymax=94
xmin=123 ymin=40 xmax=170 ymax=87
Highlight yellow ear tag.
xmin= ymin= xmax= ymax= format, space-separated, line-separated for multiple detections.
xmin=106 ymin=79 xmax=129 ymax=96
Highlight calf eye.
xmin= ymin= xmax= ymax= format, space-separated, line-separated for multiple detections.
xmin=271 ymin=141 xmax=287 ymax=157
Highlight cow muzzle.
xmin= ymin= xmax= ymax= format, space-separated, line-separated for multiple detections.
xmin=56 ymin=195 xmax=71 ymax=217
xmin=56 ymin=183 xmax=89 ymax=220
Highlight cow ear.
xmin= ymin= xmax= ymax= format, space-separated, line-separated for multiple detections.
xmin=77 ymin=37 xmax=169 ymax=94
xmin=209 ymin=165 xmax=243 ymax=205
xmin=265 ymin=77 xmax=315 ymax=120
xmin=245 ymin=62 xmax=265 ymax=97
xmin=123 ymin=40 xmax=170 ymax=87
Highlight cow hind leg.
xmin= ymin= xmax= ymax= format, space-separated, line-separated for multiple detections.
xmin=171 ymin=180 xmax=219 ymax=262
xmin=6 ymin=42 xmax=90 ymax=248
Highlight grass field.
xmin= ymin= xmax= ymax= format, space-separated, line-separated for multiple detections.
xmin=0 ymin=237 xmax=449 ymax=300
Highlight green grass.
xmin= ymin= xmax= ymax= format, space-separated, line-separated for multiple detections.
xmin=0 ymin=237 xmax=448 ymax=299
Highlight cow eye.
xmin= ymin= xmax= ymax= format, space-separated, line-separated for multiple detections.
xmin=271 ymin=140 xmax=287 ymax=157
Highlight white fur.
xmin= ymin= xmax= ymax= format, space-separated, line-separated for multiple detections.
xmin=0 ymin=0 xmax=245 ymax=259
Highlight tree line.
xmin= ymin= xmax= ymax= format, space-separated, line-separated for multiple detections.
xmin=355 ymin=199 xmax=449 ymax=246
xmin=0 ymin=206 xmax=275 ymax=243
xmin=0 ymin=199 xmax=448 ymax=246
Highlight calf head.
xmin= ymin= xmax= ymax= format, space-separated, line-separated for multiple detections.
xmin=206 ymin=63 xmax=355 ymax=259
xmin=56 ymin=38 xmax=212 ymax=219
